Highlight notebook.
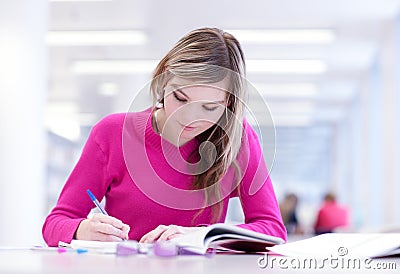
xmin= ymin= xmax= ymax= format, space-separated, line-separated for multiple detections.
xmin=267 ymin=233 xmax=400 ymax=258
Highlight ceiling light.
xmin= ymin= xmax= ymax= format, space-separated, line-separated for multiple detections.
xmin=268 ymin=102 xmax=316 ymax=114
xmin=78 ymin=113 xmax=98 ymax=126
xmin=71 ymin=59 xmax=325 ymax=75
xmin=247 ymin=112 xmax=313 ymax=127
xmin=252 ymin=83 xmax=318 ymax=98
xmin=46 ymin=102 xmax=78 ymax=114
xmin=71 ymin=60 xmax=158 ymax=74
xmin=46 ymin=102 xmax=80 ymax=141
xmin=98 ymin=82 xmax=120 ymax=96
xmin=50 ymin=0 xmax=112 ymax=2
xmin=47 ymin=30 xmax=147 ymax=46
xmin=247 ymin=101 xmax=315 ymax=114
xmin=227 ymin=29 xmax=335 ymax=44
xmin=247 ymin=59 xmax=327 ymax=74
xmin=272 ymin=115 xmax=313 ymax=127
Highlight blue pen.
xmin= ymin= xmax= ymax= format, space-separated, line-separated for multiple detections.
xmin=86 ymin=189 xmax=126 ymax=241
xmin=86 ymin=189 xmax=108 ymax=215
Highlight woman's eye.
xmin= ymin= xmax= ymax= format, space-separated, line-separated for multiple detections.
xmin=203 ymin=105 xmax=219 ymax=112
xmin=173 ymin=91 xmax=187 ymax=102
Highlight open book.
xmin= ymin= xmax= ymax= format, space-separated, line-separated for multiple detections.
xmin=60 ymin=224 xmax=284 ymax=255
xmin=267 ymin=233 xmax=400 ymax=258
xmin=169 ymin=223 xmax=284 ymax=254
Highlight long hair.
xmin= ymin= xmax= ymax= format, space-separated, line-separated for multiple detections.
xmin=150 ymin=27 xmax=247 ymax=222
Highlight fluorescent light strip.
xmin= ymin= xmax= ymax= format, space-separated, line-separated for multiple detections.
xmin=50 ymin=0 xmax=112 ymax=2
xmin=78 ymin=113 xmax=98 ymax=126
xmin=227 ymin=29 xmax=335 ymax=44
xmin=47 ymin=31 xmax=147 ymax=46
xmin=46 ymin=102 xmax=78 ymax=113
xmin=46 ymin=102 xmax=80 ymax=141
xmin=71 ymin=59 xmax=325 ymax=75
xmin=247 ymin=59 xmax=327 ymax=74
xmin=98 ymin=82 xmax=120 ymax=96
xmin=247 ymin=101 xmax=315 ymax=115
xmin=247 ymin=112 xmax=313 ymax=127
xmin=252 ymin=83 xmax=318 ymax=98
xmin=268 ymin=102 xmax=315 ymax=114
xmin=71 ymin=60 xmax=158 ymax=74
xmin=273 ymin=115 xmax=313 ymax=127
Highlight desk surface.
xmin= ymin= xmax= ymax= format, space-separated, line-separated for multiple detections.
xmin=0 ymin=251 xmax=398 ymax=274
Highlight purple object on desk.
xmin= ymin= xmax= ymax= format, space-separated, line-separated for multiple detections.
xmin=153 ymin=241 xmax=178 ymax=257
xmin=116 ymin=241 xmax=211 ymax=257
xmin=116 ymin=241 xmax=139 ymax=256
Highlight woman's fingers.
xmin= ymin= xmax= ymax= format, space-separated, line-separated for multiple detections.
xmin=94 ymin=222 xmax=127 ymax=239
xmin=166 ymin=234 xmax=181 ymax=240
xmin=139 ymin=225 xmax=187 ymax=243
xmin=91 ymin=232 xmax=125 ymax=242
xmin=139 ymin=225 xmax=168 ymax=243
xmin=92 ymin=213 xmax=130 ymax=239
xmin=75 ymin=213 xmax=130 ymax=241
xmin=92 ymin=213 xmax=123 ymax=228
xmin=122 ymin=224 xmax=130 ymax=240
xmin=157 ymin=225 xmax=182 ymax=242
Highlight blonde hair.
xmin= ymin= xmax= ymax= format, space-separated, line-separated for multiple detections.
xmin=150 ymin=27 xmax=247 ymax=222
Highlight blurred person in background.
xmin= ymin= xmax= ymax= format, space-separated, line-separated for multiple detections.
xmin=314 ymin=192 xmax=350 ymax=235
xmin=279 ymin=193 xmax=304 ymax=235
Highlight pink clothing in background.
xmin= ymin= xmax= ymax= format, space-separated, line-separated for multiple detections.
xmin=314 ymin=201 xmax=349 ymax=233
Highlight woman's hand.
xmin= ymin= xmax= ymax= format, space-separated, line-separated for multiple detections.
xmin=139 ymin=225 xmax=203 ymax=243
xmin=75 ymin=213 xmax=130 ymax=241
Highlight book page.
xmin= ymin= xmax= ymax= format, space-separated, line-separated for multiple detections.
xmin=169 ymin=228 xmax=211 ymax=254
xmin=170 ymin=223 xmax=284 ymax=254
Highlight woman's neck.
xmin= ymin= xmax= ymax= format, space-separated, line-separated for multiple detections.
xmin=153 ymin=108 xmax=191 ymax=147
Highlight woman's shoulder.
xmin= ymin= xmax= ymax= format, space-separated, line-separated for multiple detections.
xmin=97 ymin=112 xmax=126 ymax=125
xmin=91 ymin=109 xmax=151 ymax=140
xmin=93 ymin=109 xmax=151 ymax=132
xmin=92 ymin=113 xmax=126 ymax=134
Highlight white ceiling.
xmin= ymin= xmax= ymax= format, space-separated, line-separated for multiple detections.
xmin=46 ymin=0 xmax=400 ymax=185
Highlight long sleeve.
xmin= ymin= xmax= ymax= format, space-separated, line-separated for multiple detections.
xmin=42 ymin=122 xmax=111 ymax=247
xmin=235 ymin=122 xmax=287 ymax=241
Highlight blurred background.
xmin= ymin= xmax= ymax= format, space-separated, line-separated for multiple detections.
xmin=0 ymin=0 xmax=399 ymax=245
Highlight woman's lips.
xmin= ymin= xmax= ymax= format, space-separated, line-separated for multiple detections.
xmin=183 ymin=125 xmax=196 ymax=131
xmin=180 ymin=123 xmax=196 ymax=131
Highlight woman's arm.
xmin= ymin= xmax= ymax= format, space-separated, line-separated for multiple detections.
xmin=235 ymin=121 xmax=287 ymax=241
xmin=42 ymin=116 xmax=128 ymax=246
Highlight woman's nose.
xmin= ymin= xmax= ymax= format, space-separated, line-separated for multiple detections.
xmin=177 ymin=103 xmax=201 ymax=124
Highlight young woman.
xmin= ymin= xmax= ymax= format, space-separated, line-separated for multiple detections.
xmin=42 ymin=27 xmax=286 ymax=247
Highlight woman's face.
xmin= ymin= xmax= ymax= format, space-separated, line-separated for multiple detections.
xmin=162 ymin=77 xmax=229 ymax=143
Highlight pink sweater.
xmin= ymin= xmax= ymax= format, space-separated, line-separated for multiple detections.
xmin=42 ymin=108 xmax=286 ymax=246
xmin=314 ymin=202 xmax=350 ymax=233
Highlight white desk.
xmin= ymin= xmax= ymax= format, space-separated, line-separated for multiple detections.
xmin=0 ymin=251 xmax=398 ymax=274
